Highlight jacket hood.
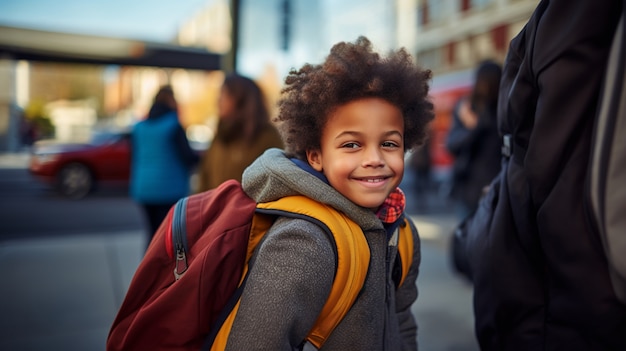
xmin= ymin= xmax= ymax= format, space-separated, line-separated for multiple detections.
xmin=242 ymin=148 xmax=384 ymax=232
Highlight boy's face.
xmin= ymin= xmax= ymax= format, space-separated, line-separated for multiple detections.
xmin=306 ymin=97 xmax=405 ymax=210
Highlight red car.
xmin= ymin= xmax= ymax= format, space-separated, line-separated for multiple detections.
xmin=29 ymin=130 xmax=131 ymax=199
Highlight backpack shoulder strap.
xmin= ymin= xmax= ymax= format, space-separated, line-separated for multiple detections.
xmin=588 ymin=11 xmax=626 ymax=304
xmin=396 ymin=217 xmax=415 ymax=287
xmin=256 ymin=195 xmax=370 ymax=349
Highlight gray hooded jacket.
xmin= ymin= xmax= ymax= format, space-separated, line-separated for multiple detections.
xmin=224 ymin=148 xmax=420 ymax=350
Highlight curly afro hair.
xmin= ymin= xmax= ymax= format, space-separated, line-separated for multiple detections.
xmin=275 ymin=36 xmax=434 ymax=161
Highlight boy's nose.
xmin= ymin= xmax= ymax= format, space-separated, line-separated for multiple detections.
xmin=362 ymin=148 xmax=385 ymax=167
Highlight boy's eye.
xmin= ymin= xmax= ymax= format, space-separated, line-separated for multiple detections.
xmin=341 ymin=142 xmax=360 ymax=149
xmin=382 ymin=141 xmax=400 ymax=148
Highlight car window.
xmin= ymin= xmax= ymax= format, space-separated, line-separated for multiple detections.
xmin=90 ymin=132 xmax=126 ymax=146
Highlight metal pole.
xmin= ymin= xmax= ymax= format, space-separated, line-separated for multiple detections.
xmin=222 ymin=0 xmax=240 ymax=73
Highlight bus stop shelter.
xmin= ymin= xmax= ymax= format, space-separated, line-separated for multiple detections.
xmin=0 ymin=25 xmax=223 ymax=151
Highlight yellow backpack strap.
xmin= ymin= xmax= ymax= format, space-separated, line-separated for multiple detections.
xmin=396 ymin=217 xmax=415 ymax=287
xmin=257 ymin=196 xmax=370 ymax=349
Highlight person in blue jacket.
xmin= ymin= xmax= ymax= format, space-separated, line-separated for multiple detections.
xmin=130 ymin=85 xmax=198 ymax=247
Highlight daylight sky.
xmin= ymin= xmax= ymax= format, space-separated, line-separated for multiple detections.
xmin=0 ymin=0 xmax=209 ymax=42
xmin=0 ymin=0 xmax=397 ymax=79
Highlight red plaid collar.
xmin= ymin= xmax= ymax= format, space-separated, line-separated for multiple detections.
xmin=376 ymin=187 xmax=406 ymax=224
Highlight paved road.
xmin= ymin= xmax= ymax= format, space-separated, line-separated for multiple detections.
xmin=0 ymin=162 xmax=143 ymax=241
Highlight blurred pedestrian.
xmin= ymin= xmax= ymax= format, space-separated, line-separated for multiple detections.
xmin=445 ymin=60 xmax=502 ymax=220
xmin=464 ymin=1 xmax=626 ymax=350
xmin=129 ymin=85 xmax=199 ymax=247
xmin=408 ymin=138 xmax=432 ymax=210
xmin=197 ymin=74 xmax=283 ymax=192
xmin=19 ymin=112 xmax=36 ymax=148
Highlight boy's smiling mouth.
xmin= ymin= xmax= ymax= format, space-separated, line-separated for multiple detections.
xmin=353 ymin=175 xmax=391 ymax=184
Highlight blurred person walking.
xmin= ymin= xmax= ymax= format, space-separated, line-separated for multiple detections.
xmin=130 ymin=85 xmax=198 ymax=247
xmin=445 ymin=60 xmax=502 ymax=220
xmin=408 ymin=138 xmax=432 ymax=211
xmin=462 ymin=1 xmax=626 ymax=350
xmin=197 ymin=74 xmax=283 ymax=192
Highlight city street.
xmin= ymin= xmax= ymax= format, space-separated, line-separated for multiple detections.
xmin=0 ymin=153 xmax=478 ymax=350
xmin=412 ymin=216 xmax=477 ymax=350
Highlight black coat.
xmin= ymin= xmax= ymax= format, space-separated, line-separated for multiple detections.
xmin=468 ymin=1 xmax=626 ymax=350
xmin=446 ymin=100 xmax=501 ymax=213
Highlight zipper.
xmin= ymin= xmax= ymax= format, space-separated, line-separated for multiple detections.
xmin=173 ymin=197 xmax=189 ymax=280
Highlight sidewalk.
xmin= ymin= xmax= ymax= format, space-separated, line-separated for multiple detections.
xmin=0 ymin=231 xmax=145 ymax=351
xmin=0 ymin=151 xmax=30 ymax=169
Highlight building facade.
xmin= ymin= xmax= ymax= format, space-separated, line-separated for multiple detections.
xmin=416 ymin=0 xmax=538 ymax=77
xmin=411 ymin=0 xmax=539 ymax=173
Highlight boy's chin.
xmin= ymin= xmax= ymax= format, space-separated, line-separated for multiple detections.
xmin=355 ymin=199 xmax=387 ymax=211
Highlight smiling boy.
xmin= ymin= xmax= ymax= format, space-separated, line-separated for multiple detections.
xmin=307 ymin=98 xmax=405 ymax=210
xmin=227 ymin=36 xmax=434 ymax=350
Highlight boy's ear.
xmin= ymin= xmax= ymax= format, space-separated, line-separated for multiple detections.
xmin=306 ymin=149 xmax=323 ymax=172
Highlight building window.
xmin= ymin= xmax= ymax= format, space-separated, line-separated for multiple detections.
xmin=418 ymin=48 xmax=443 ymax=73
xmin=491 ymin=24 xmax=508 ymax=52
xmin=460 ymin=0 xmax=471 ymax=12
xmin=419 ymin=0 xmax=447 ymax=26
xmin=418 ymin=2 xmax=429 ymax=25
xmin=470 ymin=0 xmax=494 ymax=10
xmin=446 ymin=41 xmax=456 ymax=66
xmin=428 ymin=0 xmax=445 ymax=22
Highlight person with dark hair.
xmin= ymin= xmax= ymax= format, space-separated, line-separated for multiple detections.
xmin=221 ymin=36 xmax=433 ymax=350
xmin=445 ymin=60 xmax=502 ymax=219
xmin=197 ymin=74 xmax=283 ymax=191
xmin=129 ymin=85 xmax=198 ymax=247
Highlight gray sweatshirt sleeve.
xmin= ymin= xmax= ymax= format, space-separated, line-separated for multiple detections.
xmin=225 ymin=217 xmax=336 ymax=350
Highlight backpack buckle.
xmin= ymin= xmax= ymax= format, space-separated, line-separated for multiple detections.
xmin=502 ymin=134 xmax=512 ymax=157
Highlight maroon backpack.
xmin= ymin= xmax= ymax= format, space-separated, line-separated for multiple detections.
xmin=107 ymin=180 xmax=258 ymax=350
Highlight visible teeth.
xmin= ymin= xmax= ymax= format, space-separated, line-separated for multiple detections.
xmin=366 ymin=178 xmax=382 ymax=182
